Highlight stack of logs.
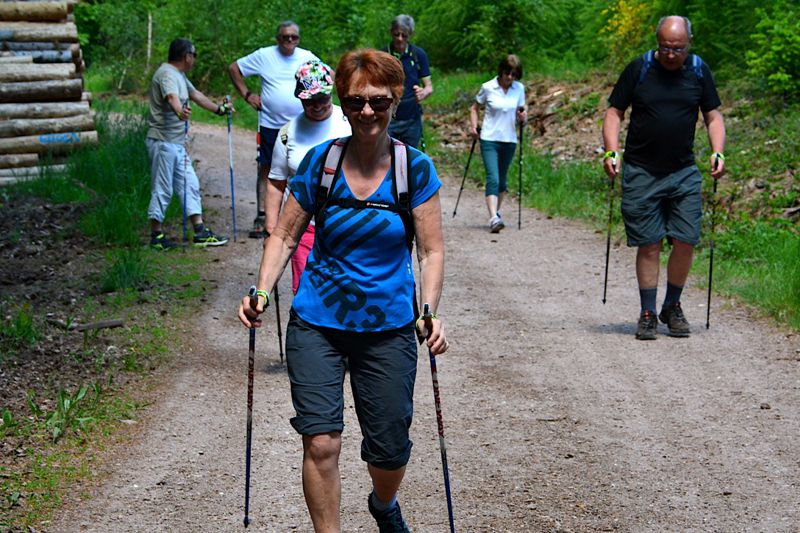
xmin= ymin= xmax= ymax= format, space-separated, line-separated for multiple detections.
xmin=0 ymin=0 xmax=97 ymax=184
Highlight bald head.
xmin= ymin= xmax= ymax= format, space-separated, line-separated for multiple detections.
xmin=656 ymin=16 xmax=692 ymax=41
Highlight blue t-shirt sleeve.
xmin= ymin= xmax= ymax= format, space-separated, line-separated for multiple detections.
xmin=407 ymin=148 xmax=441 ymax=209
xmin=290 ymin=140 xmax=332 ymax=214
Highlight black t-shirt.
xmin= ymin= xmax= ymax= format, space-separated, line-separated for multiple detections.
xmin=608 ymin=53 xmax=721 ymax=176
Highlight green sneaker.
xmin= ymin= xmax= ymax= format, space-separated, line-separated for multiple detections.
xmin=193 ymin=227 xmax=229 ymax=247
xmin=150 ymin=233 xmax=179 ymax=250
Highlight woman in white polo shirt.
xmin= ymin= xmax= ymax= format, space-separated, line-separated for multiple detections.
xmin=470 ymin=54 xmax=527 ymax=233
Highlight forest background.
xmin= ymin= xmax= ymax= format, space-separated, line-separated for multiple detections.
xmin=73 ymin=0 xmax=800 ymax=328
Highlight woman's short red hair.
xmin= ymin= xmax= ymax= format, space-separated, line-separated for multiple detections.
xmin=335 ymin=49 xmax=405 ymax=102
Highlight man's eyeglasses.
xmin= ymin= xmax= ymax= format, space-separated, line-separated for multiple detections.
xmin=658 ymin=45 xmax=688 ymax=55
xmin=392 ymin=31 xmax=408 ymax=39
xmin=501 ymin=70 xmax=517 ymax=79
xmin=279 ymin=34 xmax=300 ymax=43
xmin=341 ymin=96 xmax=394 ymax=113
xmin=187 ymin=51 xmax=197 ymax=58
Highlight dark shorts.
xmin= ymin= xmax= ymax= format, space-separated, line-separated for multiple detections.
xmin=620 ymin=162 xmax=703 ymax=247
xmin=285 ymin=310 xmax=418 ymax=470
xmin=256 ymin=126 xmax=280 ymax=167
xmin=388 ymin=115 xmax=422 ymax=149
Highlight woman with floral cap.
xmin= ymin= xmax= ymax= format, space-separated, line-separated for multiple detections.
xmin=266 ymin=60 xmax=351 ymax=293
xmin=239 ymin=49 xmax=448 ymax=532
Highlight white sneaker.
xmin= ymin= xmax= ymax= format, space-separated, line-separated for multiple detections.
xmin=489 ymin=215 xmax=505 ymax=233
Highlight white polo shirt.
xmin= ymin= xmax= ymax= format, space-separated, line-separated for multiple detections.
xmin=475 ymin=77 xmax=525 ymax=143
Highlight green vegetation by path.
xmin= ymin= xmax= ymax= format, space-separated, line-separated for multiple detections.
xmin=0 ymin=110 xmax=216 ymax=530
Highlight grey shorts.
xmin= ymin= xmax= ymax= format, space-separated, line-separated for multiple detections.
xmin=285 ymin=310 xmax=418 ymax=470
xmin=620 ymin=162 xmax=703 ymax=247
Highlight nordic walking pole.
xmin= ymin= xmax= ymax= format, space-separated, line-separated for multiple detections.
xmin=273 ymin=284 xmax=284 ymax=363
xmin=244 ymin=286 xmax=257 ymax=527
xmin=706 ymin=161 xmax=720 ymax=329
xmin=452 ymin=135 xmax=478 ymax=218
xmin=517 ymin=121 xmax=523 ymax=230
xmin=602 ymin=153 xmax=618 ymax=305
xmin=225 ymin=95 xmax=238 ymax=242
xmin=182 ymin=100 xmax=190 ymax=247
xmin=422 ymin=303 xmax=456 ymax=533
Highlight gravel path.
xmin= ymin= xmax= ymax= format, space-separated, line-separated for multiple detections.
xmin=49 ymin=122 xmax=800 ymax=533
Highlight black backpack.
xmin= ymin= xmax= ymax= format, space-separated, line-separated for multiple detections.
xmin=315 ymin=136 xmax=415 ymax=253
xmin=636 ymin=49 xmax=705 ymax=87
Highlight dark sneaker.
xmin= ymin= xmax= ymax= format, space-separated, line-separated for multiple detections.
xmin=193 ymin=227 xmax=229 ymax=247
xmin=368 ymin=494 xmax=410 ymax=533
xmin=248 ymin=215 xmax=267 ymax=239
xmin=489 ymin=215 xmax=505 ymax=233
xmin=150 ymin=233 xmax=179 ymax=250
xmin=659 ymin=301 xmax=691 ymax=337
xmin=635 ymin=310 xmax=658 ymax=340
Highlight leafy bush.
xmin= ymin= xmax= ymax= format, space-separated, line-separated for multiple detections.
xmin=746 ymin=1 xmax=800 ymax=96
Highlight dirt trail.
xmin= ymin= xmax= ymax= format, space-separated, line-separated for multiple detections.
xmin=49 ymin=123 xmax=799 ymax=532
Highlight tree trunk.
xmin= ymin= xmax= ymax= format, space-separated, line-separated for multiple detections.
xmin=0 ymin=153 xmax=38 ymax=169
xmin=0 ymin=78 xmax=83 ymax=102
xmin=0 ymin=113 xmax=94 ymax=138
xmin=0 ymin=22 xmax=78 ymax=43
xmin=0 ymin=63 xmax=75 ymax=82
xmin=0 ymin=164 xmax=67 ymax=178
xmin=0 ymin=130 xmax=98 ymax=154
xmin=0 ymin=101 xmax=90 ymax=119
xmin=0 ymin=2 xmax=68 ymax=22
xmin=3 ymin=41 xmax=75 ymax=51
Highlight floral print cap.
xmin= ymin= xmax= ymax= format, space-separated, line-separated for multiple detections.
xmin=294 ymin=60 xmax=334 ymax=100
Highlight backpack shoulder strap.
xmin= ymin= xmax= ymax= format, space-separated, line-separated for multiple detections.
xmin=279 ymin=122 xmax=290 ymax=145
xmin=636 ymin=49 xmax=655 ymax=86
xmin=316 ymin=136 xmax=349 ymax=215
xmin=391 ymin=138 xmax=414 ymax=252
xmin=691 ymin=53 xmax=704 ymax=79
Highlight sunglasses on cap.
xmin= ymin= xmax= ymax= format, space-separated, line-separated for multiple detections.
xmin=279 ymin=34 xmax=300 ymax=43
xmin=341 ymin=96 xmax=394 ymax=113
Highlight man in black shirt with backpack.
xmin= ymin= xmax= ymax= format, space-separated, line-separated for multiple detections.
xmin=602 ymin=15 xmax=726 ymax=340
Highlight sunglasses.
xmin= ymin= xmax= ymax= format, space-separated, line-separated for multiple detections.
xmin=392 ymin=31 xmax=408 ymax=39
xmin=341 ymin=96 xmax=394 ymax=113
xmin=187 ymin=51 xmax=197 ymax=58
xmin=302 ymin=95 xmax=332 ymax=106
xmin=279 ymin=34 xmax=300 ymax=43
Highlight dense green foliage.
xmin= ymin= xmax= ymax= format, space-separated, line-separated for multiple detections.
xmin=76 ymin=0 xmax=798 ymax=97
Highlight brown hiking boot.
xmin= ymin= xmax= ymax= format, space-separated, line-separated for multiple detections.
xmin=635 ymin=310 xmax=658 ymax=340
xmin=659 ymin=301 xmax=691 ymax=337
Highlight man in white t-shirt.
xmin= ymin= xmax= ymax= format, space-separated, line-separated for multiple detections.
xmin=228 ymin=21 xmax=319 ymax=238
xmin=267 ymin=60 xmax=351 ymax=293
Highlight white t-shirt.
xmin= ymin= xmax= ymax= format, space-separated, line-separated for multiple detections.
xmin=236 ymin=45 xmax=319 ymax=129
xmin=475 ymin=78 xmax=525 ymax=143
xmin=269 ymin=105 xmax=351 ymax=224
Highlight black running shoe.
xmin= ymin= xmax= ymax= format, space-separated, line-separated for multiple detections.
xmin=150 ymin=233 xmax=179 ymax=250
xmin=659 ymin=301 xmax=691 ymax=337
xmin=249 ymin=215 xmax=267 ymax=239
xmin=193 ymin=227 xmax=229 ymax=247
xmin=635 ymin=310 xmax=658 ymax=340
xmin=368 ymin=494 xmax=410 ymax=533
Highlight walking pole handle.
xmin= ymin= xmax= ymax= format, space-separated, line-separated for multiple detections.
xmin=422 ymin=303 xmax=433 ymax=338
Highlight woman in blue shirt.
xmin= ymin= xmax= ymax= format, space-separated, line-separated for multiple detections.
xmin=238 ymin=48 xmax=448 ymax=532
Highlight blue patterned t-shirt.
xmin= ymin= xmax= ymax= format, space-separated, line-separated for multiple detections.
xmin=289 ymin=139 xmax=441 ymax=332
